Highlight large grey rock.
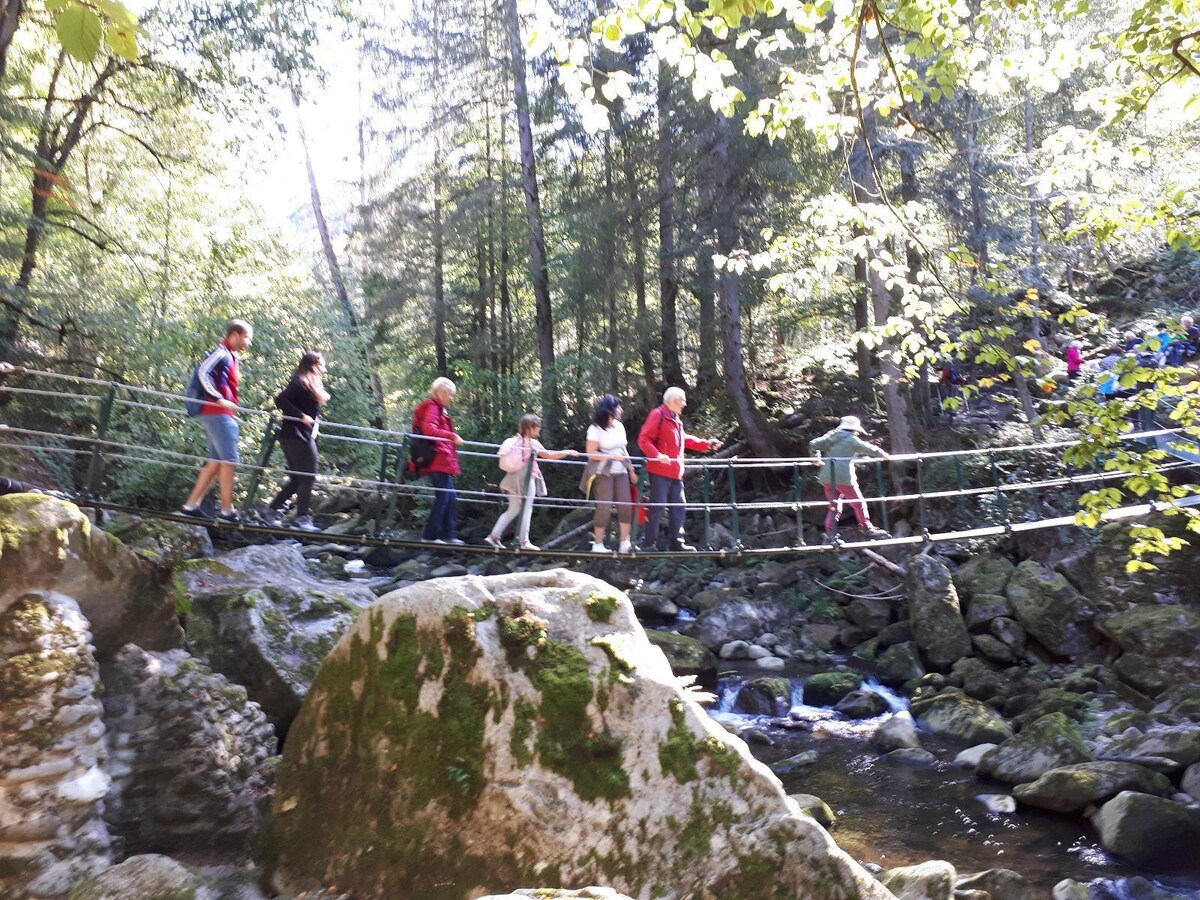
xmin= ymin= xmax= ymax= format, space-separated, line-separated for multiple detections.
xmin=878 ymin=860 xmax=956 ymax=900
xmin=846 ymin=596 xmax=893 ymax=632
xmin=1184 ymin=762 xmax=1200 ymax=801
xmin=1101 ymin=725 xmax=1200 ymax=772
xmin=174 ymin=543 xmax=376 ymax=728
xmin=626 ymin=592 xmax=679 ymax=625
xmin=101 ymin=645 xmax=276 ymax=854
xmin=954 ymin=869 xmax=1037 ymax=900
xmin=1005 ymin=561 xmax=1104 ymax=658
xmin=911 ymin=690 xmax=1013 ymax=745
xmin=0 ymin=495 xmax=177 ymax=655
xmin=734 ymin=676 xmax=792 ymax=716
xmin=1012 ymin=761 xmax=1173 ymax=813
xmin=906 ymin=557 xmax=972 ymax=671
xmin=835 ymin=689 xmax=890 ymax=719
xmin=871 ymin=713 xmax=921 ymax=751
xmin=100 ymin=514 xmax=213 ymax=574
xmin=803 ymin=671 xmax=864 ymax=707
xmin=875 ymin=641 xmax=925 ymax=685
xmin=645 ymin=631 xmax=718 ymax=691
xmin=268 ymin=569 xmax=894 ymax=900
xmin=963 ymin=594 xmax=1012 ymax=632
xmin=683 ymin=599 xmax=795 ymax=651
xmin=0 ymin=594 xmax=112 ymax=898
xmin=1091 ymin=791 xmax=1200 ymax=867
xmin=952 ymin=554 xmax=1015 ymax=603
xmin=977 ymin=713 xmax=1092 ymax=785
xmin=1099 ymin=605 xmax=1200 ymax=658
xmin=67 ymin=854 xmax=204 ymax=900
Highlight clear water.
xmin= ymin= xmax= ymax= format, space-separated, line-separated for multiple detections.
xmin=712 ymin=667 xmax=1200 ymax=896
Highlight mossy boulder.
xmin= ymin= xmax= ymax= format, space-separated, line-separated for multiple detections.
xmin=870 ymin=713 xmax=921 ymax=752
xmin=803 ymin=671 xmax=864 ymax=707
xmin=1102 ymin=725 xmax=1200 ymax=772
xmin=835 ymin=689 xmax=889 ymax=719
xmin=683 ymin=598 xmax=795 ymax=651
xmin=735 ymin=676 xmax=793 ymax=716
xmin=1012 ymin=761 xmax=1173 ymax=813
xmin=875 ymin=641 xmax=925 ymax=685
xmin=0 ymin=494 xmax=177 ymax=655
xmin=1004 ymin=561 xmax=1105 ymax=658
xmin=1091 ymin=791 xmax=1200 ymax=868
xmin=952 ymin=554 xmax=1015 ymax=603
xmin=101 ymin=514 xmax=213 ymax=575
xmin=789 ymin=793 xmax=836 ymax=828
xmin=174 ymin=543 xmax=376 ymax=729
xmin=906 ymin=556 xmax=972 ymax=671
xmin=911 ymin=689 xmax=1013 ymax=745
xmin=645 ymin=631 xmax=718 ymax=691
xmin=67 ymin=854 xmax=201 ymax=900
xmin=269 ymin=569 xmax=895 ymax=900
xmin=963 ymin=593 xmax=1012 ymax=632
xmin=1099 ymin=605 xmax=1200 ymax=658
xmin=878 ymin=860 xmax=956 ymax=900
xmin=976 ymin=713 xmax=1093 ymax=785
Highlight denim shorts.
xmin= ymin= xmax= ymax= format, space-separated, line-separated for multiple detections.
xmin=201 ymin=414 xmax=240 ymax=463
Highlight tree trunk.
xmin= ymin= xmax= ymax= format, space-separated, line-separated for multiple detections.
xmin=898 ymin=149 xmax=932 ymax=426
xmin=432 ymin=154 xmax=447 ymax=374
xmin=502 ymin=0 xmax=558 ymax=437
xmin=694 ymin=236 xmax=719 ymax=399
xmin=657 ymin=66 xmax=684 ymax=388
xmin=713 ymin=113 xmax=780 ymax=459
xmin=603 ymin=138 xmax=619 ymax=393
xmin=963 ymin=92 xmax=990 ymax=281
xmin=0 ymin=0 xmax=24 ymax=84
xmin=293 ymin=88 xmax=387 ymax=423
xmin=620 ymin=132 xmax=657 ymax=397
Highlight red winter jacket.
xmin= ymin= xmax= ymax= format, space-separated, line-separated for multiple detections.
xmin=413 ymin=397 xmax=460 ymax=476
xmin=638 ymin=404 xmax=716 ymax=480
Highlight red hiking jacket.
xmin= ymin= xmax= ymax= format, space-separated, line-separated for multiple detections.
xmin=413 ymin=398 xmax=460 ymax=476
xmin=637 ymin=404 xmax=716 ymax=480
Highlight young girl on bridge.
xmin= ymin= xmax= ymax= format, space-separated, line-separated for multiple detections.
xmin=485 ymin=414 xmax=579 ymax=551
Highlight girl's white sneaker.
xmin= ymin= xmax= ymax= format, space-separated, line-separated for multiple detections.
xmin=484 ymin=534 xmax=504 ymax=549
xmin=617 ymin=540 xmax=632 ymax=553
xmin=590 ymin=542 xmax=608 ymax=553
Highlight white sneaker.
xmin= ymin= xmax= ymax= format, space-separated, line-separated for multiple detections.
xmin=618 ymin=540 xmax=632 ymax=553
xmin=484 ymin=534 xmax=504 ymax=549
xmin=590 ymin=542 xmax=608 ymax=553
xmin=518 ymin=540 xmax=540 ymax=551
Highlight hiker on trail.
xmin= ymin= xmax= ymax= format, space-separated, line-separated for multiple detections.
xmin=1065 ymin=341 xmax=1084 ymax=380
xmin=809 ymin=415 xmax=890 ymax=542
xmin=582 ymin=395 xmax=638 ymax=554
xmin=1166 ymin=316 xmax=1200 ymax=365
xmin=264 ymin=351 xmax=329 ymax=532
xmin=637 ymin=387 xmax=723 ymax=552
xmin=414 ymin=377 xmax=464 ymax=545
xmin=486 ymin=413 xmax=579 ymax=551
xmin=1122 ymin=331 xmax=1139 ymax=353
xmin=181 ymin=320 xmax=253 ymax=523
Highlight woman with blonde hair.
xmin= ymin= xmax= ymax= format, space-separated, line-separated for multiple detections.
xmin=266 ymin=351 xmax=330 ymax=531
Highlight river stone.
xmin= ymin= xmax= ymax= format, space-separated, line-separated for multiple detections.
xmin=847 ymin=596 xmax=893 ymax=632
xmin=626 ymin=592 xmax=678 ymax=625
xmin=1113 ymin=652 xmax=1200 ymax=698
xmin=756 ymin=656 xmax=786 ymax=670
xmin=1101 ymin=725 xmax=1200 ymax=771
xmin=66 ymin=854 xmax=204 ymax=900
xmin=719 ymin=639 xmax=751 ymax=659
xmin=1184 ymin=763 xmax=1200 ymax=801
xmin=1004 ymin=561 xmax=1104 ymax=658
xmin=645 ymin=631 xmax=718 ymax=691
xmin=988 ymin=618 xmax=1026 ymax=655
xmin=789 ymin=793 xmax=836 ymax=827
xmin=0 ymin=495 xmax=177 ymax=655
xmin=871 ymin=712 xmax=921 ymax=751
xmin=964 ymin=594 xmax=1012 ymax=632
xmin=1052 ymin=881 xmax=1089 ymax=900
xmin=268 ymin=569 xmax=893 ymax=900
xmin=951 ymin=658 xmax=1007 ymax=702
xmin=971 ymin=634 xmax=1015 ymax=664
xmin=1011 ymin=761 xmax=1173 ymax=813
xmin=1099 ymin=605 xmax=1200 ymax=658
xmin=683 ymin=599 xmax=795 ymax=651
xmin=955 ymin=869 xmax=1038 ymax=900
xmin=906 ymin=556 xmax=972 ymax=671
xmin=100 ymin=514 xmax=214 ymax=574
xmin=174 ymin=543 xmax=377 ymax=729
xmin=394 ymin=559 xmax=432 ymax=581
xmin=734 ymin=676 xmax=792 ymax=716
xmin=954 ymin=744 xmax=997 ymax=768
xmin=878 ymin=860 xmax=957 ymax=900
xmin=480 ymin=890 xmax=634 ymax=900
xmin=0 ymin=593 xmax=112 ymax=899
xmin=885 ymin=748 xmax=937 ymax=765
xmin=803 ymin=671 xmax=864 ymax=707
xmin=912 ymin=690 xmax=1013 ymax=745
xmin=835 ymin=689 xmax=890 ymax=719
xmin=977 ymin=713 xmax=1092 ymax=785
xmin=876 ymin=641 xmax=925 ymax=685
xmin=771 ymin=751 xmax=820 ymax=773
xmin=101 ymin=645 xmax=277 ymax=854
xmin=1091 ymin=791 xmax=1200 ymax=867
xmin=685 ymin=586 xmax=747 ymax=613
xmin=952 ymin=554 xmax=1015 ymax=603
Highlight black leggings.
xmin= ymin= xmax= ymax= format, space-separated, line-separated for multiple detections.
xmin=271 ymin=435 xmax=318 ymax=516
xmin=0 ymin=476 xmax=32 ymax=496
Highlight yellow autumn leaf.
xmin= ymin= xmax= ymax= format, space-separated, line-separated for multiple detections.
xmin=978 ymin=377 xmax=995 ymax=388
xmin=1023 ymin=339 xmax=1041 ymax=352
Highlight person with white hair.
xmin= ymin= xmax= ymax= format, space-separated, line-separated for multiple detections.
xmin=412 ymin=376 xmax=465 ymax=544
xmin=809 ymin=415 xmax=890 ymax=542
xmin=636 ymin=386 xmax=722 ymax=551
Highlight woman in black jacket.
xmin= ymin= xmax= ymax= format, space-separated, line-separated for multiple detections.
xmin=265 ymin=351 xmax=329 ymax=531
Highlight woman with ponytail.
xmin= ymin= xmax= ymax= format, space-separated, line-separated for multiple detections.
xmin=266 ymin=351 xmax=330 ymax=531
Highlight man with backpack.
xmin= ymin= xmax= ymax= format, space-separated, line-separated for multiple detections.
xmin=181 ymin=319 xmax=253 ymax=522
xmin=637 ymin=386 xmax=722 ymax=551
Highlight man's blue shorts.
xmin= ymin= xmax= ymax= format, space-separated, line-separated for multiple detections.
xmin=201 ymin=414 xmax=240 ymax=463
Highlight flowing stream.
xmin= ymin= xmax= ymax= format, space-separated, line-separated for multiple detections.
xmin=711 ymin=667 xmax=1200 ymax=897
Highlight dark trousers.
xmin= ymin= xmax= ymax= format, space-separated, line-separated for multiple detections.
xmin=642 ymin=474 xmax=685 ymax=548
xmin=0 ymin=476 xmax=32 ymax=496
xmin=424 ymin=471 xmax=458 ymax=541
xmin=271 ymin=435 xmax=318 ymax=516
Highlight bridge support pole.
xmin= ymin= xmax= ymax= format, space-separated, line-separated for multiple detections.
xmin=384 ymin=438 xmax=409 ymax=532
xmin=84 ymin=384 xmax=117 ymax=499
xmin=792 ymin=463 xmax=806 ymax=547
xmin=727 ymin=462 xmax=741 ymax=550
xmin=874 ymin=462 xmax=889 ymax=532
xmin=241 ymin=414 xmax=277 ymax=515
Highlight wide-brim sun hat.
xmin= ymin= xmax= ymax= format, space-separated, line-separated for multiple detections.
xmin=838 ymin=415 xmax=865 ymax=432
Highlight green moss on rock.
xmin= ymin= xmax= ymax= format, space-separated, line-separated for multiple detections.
xmin=584 ymin=592 xmax=621 ymax=623
xmin=658 ymin=698 xmax=698 ymax=783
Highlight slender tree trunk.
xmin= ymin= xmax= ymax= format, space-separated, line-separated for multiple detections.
xmin=713 ymin=113 xmax=779 ymax=458
xmin=293 ymin=88 xmax=387 ymax=423
xmin=502 ymin=0 xmax=558 ymax=437
xmin=695 ymin=236 xmax=719 ymax=399
xmin=898 ymin=150 xmax=932 ymax=426
xmin=963 ymin=92 xmax=990 ymax=282
xmin=432 ymin=153 xmax=447 ymax=373
xmin=657 ymin=66 xmax=684 ymax=388
xmin=620 ymin=133 xmax=656 ymax=396
xmin=603 ymin=139 xmax=619 ymax=394
xmin=0 ymin=0 xmax=24 ymax=84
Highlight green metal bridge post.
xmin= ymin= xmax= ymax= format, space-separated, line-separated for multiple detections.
xmin=727 ymin=461 xmax=740 ymax=549
xmin=84 ymin=384 xmax=117 ymax=499
xmin=241 ymin=414 xmax=277 ymax=514
xmin=702 ymin=467 xmax=713 ymax=550
xmin=874 ymin=460 xmax=889 ymax=532
xmin=383 ymin=437 xmax=409 ymax=532
xmin=792 ymin=463 xmax=806 ymax=547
